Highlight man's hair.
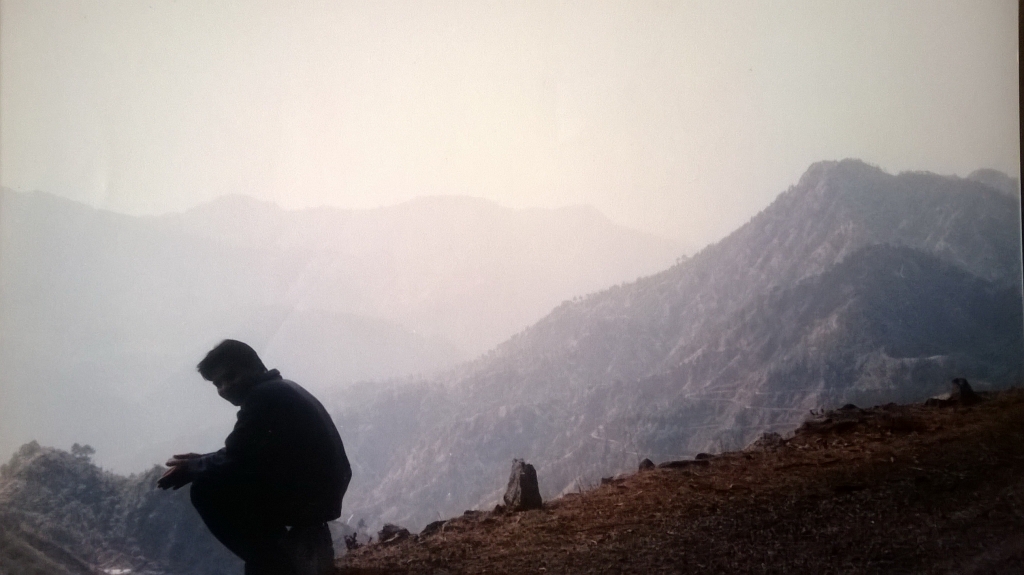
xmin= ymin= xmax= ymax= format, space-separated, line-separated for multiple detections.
xmin=197 ymin=339 xmax=267 ymax=381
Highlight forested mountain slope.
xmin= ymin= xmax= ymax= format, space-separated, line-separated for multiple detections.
xmin=0 ymin=443 xmax=240 ymax=575
xmin=333 ymin=160 xmax=1023 ymax=530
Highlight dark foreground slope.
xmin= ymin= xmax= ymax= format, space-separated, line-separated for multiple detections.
xmin=341 ymin=387 xmax=1024 ymax=574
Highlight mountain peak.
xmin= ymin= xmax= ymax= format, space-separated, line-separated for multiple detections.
xmin=795 ymin=158 xmax=888 ymax=192
xmin=967 ymin=168 xmax=1020 ymax=196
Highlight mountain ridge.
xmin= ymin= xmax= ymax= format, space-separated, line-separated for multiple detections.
xmin=331 ymin=159 xmax=1023 ymax=530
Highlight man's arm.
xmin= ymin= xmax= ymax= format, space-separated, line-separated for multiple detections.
xmin=157 ymin=452 xmax=207 ymax=490
xmin=182 ymin=386 xmax=282 ymax=483
xmin=158 ymin=382 xmax=314 ymax=493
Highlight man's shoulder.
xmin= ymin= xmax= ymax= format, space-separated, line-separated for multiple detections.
xmin=246 ymin=376 xmax=319 ymax=408
xmin=249 ymin=376 xmax=299 ymax=398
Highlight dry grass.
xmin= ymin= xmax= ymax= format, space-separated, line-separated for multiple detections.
xmin=340 ymin=388 xmax=1024 ymax=574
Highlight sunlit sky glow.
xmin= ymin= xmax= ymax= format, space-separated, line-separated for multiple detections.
xmin=1 ymin=0 xmax=1018 ymax=246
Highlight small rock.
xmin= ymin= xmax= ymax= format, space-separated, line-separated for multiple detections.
xmin=951 ymin=378 xmax=981 ymax=405
xmin=694 ymin=453 xmax=713 ymax=460
xmin=747 ymin=431 xmax=786 ymax=451
xmin=927 ymin=378 xmax=982 ymax=407
xmin=377 ymin=523 xmax=410 ymax=546
xmin=419 ymin=520 xmax=447 ymax=538
xmin=638 ymin=458 xmax=656 ymax=471
xmin=503 ymin=459 xmax=543 ymax=511
xmin=798 ymin=418 xmax=834 ymax=434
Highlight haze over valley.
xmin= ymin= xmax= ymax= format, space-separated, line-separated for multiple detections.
xmin=0 ymin=190 xmax=680 ymax=472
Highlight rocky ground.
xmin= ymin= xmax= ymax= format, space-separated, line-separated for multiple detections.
xmin=339 ymin=387 xmax=1024 ymax=574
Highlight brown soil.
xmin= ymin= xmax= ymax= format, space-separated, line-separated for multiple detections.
xmin=339 ymin=388 xmax=1024 ymax=574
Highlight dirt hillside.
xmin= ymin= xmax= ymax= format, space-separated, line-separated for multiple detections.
xmin=339 ymin=387 xmax=1024 ymax=574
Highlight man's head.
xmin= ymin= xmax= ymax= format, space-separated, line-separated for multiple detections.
xmin=197 ymin=340 xmax=267 ymax=405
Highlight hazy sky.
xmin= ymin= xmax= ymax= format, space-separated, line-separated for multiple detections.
xmin=1 ymin=0 xmax=1019 ymax=246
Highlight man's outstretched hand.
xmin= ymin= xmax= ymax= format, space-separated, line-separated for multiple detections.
xmin=157 ymin=453 xmax=202 ymax=490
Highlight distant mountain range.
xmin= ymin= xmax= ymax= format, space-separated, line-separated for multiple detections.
xmin=328 ymin=160 xmax=1023 ymax=530
xmin=0 ymin=191 xmax=680 ymax=472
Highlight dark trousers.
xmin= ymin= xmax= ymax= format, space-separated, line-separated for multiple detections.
xmin=190 ymin=477 xmax=334 ymax=575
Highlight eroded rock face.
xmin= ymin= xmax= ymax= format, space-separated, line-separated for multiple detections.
xmin=503 ymin=459 xmax=542 ymax=511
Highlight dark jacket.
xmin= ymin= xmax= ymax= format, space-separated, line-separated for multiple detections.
xmin=194 ymin=370 xmax=351 ymax=525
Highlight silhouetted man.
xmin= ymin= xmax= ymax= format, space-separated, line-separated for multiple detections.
xmin=158 ymin=340 xmax=351 ymax=575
